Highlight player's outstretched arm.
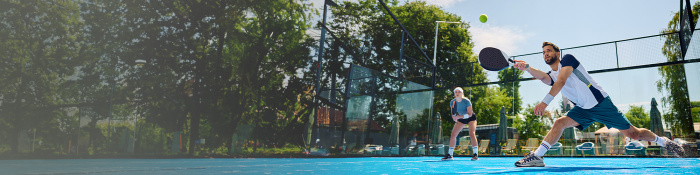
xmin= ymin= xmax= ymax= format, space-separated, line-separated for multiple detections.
xmin=512 ymin=60 xmax=552 ymax=85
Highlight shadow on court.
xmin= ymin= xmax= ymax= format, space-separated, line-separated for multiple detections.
xmin=422 ymin=160 xmax=475 ymax=162
xmin=484 ymin=166 xmax=684 ymax=174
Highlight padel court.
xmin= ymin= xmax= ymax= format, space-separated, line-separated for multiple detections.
xmin=3 ymin=157 xmax=699 ymax=175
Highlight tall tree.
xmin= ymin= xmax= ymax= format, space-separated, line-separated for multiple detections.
xmin=228 ymin=0 xmax=315 ymax=152
xmin=658 ymin=2 xmax=698 ymax=138
xmin=72 ymin=0 xmax=137 ymax=154
xmin=0 ymin=0 xmax=84 ymax=153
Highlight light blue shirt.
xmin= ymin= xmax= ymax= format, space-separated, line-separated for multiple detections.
xmin=450 ymin=98 xmax=471 ymax=116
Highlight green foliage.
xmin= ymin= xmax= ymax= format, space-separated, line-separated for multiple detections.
xmin=0 ymin=0 xmax=85 ymax=154
xmin=0 ymin=0 xmax=316 ymax=156
xmin=625 ymin=105 xmax=650 ymax=129
xmin=470 ymin=86 xmax=513 ymax=125
xmin=691 ymin=101 xmax=700 ymax=122
xmin=498 ymin=68 xmax=524 ymax=115
xmin=136 ymin=122 xmax=169 ymax=155
xmin=513 ymin=102 xmax=552 ymax=140
xmin=403 ymin=109 xmax=431 ymax=134
xmin=237 ymin=143 xmax=304 ymax=155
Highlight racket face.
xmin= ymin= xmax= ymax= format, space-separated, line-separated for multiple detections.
xmin=478 ymin=47 xmax=511 ymax=71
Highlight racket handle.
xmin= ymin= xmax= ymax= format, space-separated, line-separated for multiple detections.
xmin=507 ymin=58 xmax=515 ymax=67
xmin=507 ymin=58 xmax=529 ymax=69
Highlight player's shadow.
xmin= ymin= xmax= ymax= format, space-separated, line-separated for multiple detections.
xmin=485 ymin=166 xmax=681 ymax=174
xmin=422 ymin=160 xmax=474 ymax=162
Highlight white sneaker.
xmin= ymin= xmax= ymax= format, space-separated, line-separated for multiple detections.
xmin=441 ymin=154 xmax=453 ymax=161
xmin=514 ymin=153 xmax=544 ymax=167
xmin=662 ymin=137 xmax=685 ymax=158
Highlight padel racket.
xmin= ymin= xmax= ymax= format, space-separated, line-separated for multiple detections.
xmin=478 ymin=47 xmax=514 ymax=71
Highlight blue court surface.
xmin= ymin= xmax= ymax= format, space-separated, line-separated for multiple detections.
xmin=2 ymin=157 xmax=699 ymax=175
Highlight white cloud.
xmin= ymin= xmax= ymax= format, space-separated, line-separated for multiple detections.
xmin=470 ymin=24 xmax=529 ymax=55
xmin=423 ymin=0 xmax=465 ymax=7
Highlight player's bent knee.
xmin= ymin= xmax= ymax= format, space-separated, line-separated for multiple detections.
xmin=552 ymin=118 xmax=570 ymax=130
xmin=557 ymin=116 xmax=578 ymax=128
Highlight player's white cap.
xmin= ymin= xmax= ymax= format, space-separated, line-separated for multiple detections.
xmin=454 ymin=87 xmax=463 ymax=93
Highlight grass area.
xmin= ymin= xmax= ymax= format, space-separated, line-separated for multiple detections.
xmin=236 ymin=144 xmax=305 ymax=155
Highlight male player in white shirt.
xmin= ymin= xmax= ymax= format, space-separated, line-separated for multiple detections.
xmin=511 ymin=42 xmax=685 ymax=167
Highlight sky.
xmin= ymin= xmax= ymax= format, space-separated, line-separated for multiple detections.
xmin=308 ymin=0 xmax=700 ymax=116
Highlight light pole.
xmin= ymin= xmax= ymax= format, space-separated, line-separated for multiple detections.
xmin=432 ymin=21 xmax=463 ymax=66
xmin=133 ymin=59 xmax=147 ymax=155
xmin=107 ymin=74 xmax=114 ymax=153
xmin=106 ymin=56 xmax=123 ymax=153
xmin=430 ymin=21 xmax=461 ymax=153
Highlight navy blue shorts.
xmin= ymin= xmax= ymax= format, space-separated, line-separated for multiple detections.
xmin=457 ymin=114 xmax=477 ymax=124
xmin=567 ymin=97 xmax=632 ymax=130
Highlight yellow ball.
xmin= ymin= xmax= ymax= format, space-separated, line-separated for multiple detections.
xmin=479 ymin=14 xmax=488 ymax=23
